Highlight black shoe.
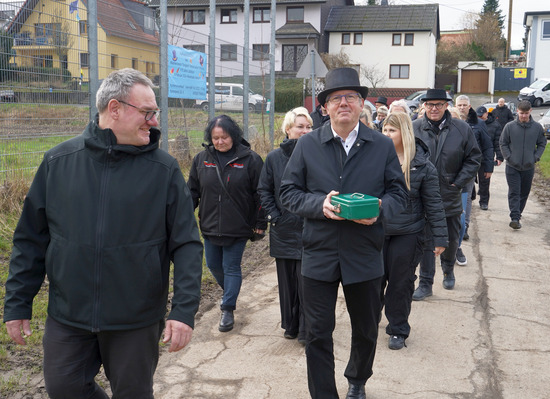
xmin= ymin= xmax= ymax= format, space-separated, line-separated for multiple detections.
xmin=388 ymin=335 xmax=406 ymax=350
xmin=443 ymin=272 xmax=455 ymax=290
xmin=297 ymin=332 xmax=306 ymax=345
xmin=219 ymin=310 xmax=234 ymax=332
xmin=463 ymin=226 xmax=469 ymax=241
xmin=412 ymin=285 xmax=432 ymax=301
xmin=455 ymin=247 xmax=467 ymax=266
xmin=284 ymin=331 xmax=297 ymax=339
xmin=509 ymin=219 xmax=522 ymax=230
xmin=346 ymin=383 xmax=366 ymax=399
xmin=480 ymin=203 xmax=488 ymax=210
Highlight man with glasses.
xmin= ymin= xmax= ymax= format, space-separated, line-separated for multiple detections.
xmin=412 ymin=89 xmax=480 ymax=300
xmin=3 ymin=68 xmax=203 ymax=398
xmin=281 ymin=68 xmax=408 ymax=399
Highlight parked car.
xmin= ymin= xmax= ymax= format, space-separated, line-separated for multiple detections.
xmin=518 ymin=78 xmax=550 ymax=107
xmin=195 ymin=82 xmax=266 ymax=113
xmin=0 ymin=89 xmax=16 ymax=102
xmin=539 ymin=108 xmax=550 ymax=140
xmin=482 ymin=101 xmax=517 ymax=118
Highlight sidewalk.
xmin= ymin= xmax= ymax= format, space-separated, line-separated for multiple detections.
xmin=154 ymin=165 xmax=550 ymax=398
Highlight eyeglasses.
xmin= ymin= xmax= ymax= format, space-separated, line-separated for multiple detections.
xmin=327 ymin=93 xmax=362 ymax=105
xmin=424 ymin=102 xmax=447 ymax=110
xmin=118 ymin=100 xmax=160 ymax=121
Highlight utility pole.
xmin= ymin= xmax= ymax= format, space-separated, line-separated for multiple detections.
xmin=506 ymin=0 xmax=513 ymax=59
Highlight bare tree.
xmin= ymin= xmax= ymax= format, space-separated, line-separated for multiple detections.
xmin=360 ymin=63 xmax=386 ymax=89
xmin=319 ymin=49 xmax=350 ymax=70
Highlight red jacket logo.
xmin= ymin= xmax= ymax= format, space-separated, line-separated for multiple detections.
xmin=203 ymin=161 xmax=216 ymax=168
xmin=230 ymin=163 xmax=244 ymax=168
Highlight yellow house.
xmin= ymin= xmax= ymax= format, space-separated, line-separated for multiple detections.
xmin=8 ymin=0 xmax=160 ymax=82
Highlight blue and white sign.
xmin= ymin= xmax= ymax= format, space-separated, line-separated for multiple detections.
xmin=168 ymin=45 xmax=207 ymax=100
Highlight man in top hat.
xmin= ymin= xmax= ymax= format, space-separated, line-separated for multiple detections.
xmin=373 ymin=96 xmax=388 ymax=119
xmin=412 ymin=89 xmax=481 ymax=300
xmin=280 ymin=67 xmax=408 ymax=399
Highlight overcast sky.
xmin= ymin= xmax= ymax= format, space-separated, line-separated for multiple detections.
xmin=385 ymin=0 xmax=549 ymax=50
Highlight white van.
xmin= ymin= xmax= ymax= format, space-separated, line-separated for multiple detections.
xmin=195 ymin=83 xmax=266 ymax=112
xmin=518 ymin=78 xmax=550 ymax=107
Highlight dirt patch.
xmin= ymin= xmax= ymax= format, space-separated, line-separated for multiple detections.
xmin=1 ymin=236 xmax=273 ymax=398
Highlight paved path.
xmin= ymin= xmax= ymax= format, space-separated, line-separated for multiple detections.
xmin=154 ymin=165 xmax=550 ymax=398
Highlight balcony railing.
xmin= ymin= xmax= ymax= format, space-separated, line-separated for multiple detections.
xmin=14 ymin=33 xmax=59 ymax=46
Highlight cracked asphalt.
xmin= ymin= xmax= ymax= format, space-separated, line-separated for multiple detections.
xmin=153 ymin=163 xmax=550 ymax=399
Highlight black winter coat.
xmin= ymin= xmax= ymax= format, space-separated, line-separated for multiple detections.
xmin=310 ymin=105 xmax=330 ymax=130
xmin=4 ymin=120 xmax=203 ymax=331
xmin=467 ymin=108 xmax=494 ymax=174
xmin=492 ymin=105 xmax=514 ymax=129
xmin=413 ymin=110 xmax=481 ymax=217
xmin=384 ymin=140 xmax=448 ymax=249
xmin=484 ymin=113 xmax=503 ymax=161
xmin=188 ymin=140 xmax=267 ymax=239
xmin=258 ymin=139 xmax=303 ymax=259
xmin=280 ymin=123 xmax=408 ymax=285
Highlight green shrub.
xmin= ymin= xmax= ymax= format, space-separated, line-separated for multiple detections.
xmin=274 ymin=79 xmax=302 ymax=113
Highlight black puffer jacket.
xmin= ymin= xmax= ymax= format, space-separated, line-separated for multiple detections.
xmin=258 ymin=139 xmax=303 ymax=259
xmin=188 ymin=140 xmax=267 ymax=239
xmin=492 ymin=105 xmax=514 ymax=128
xmin=384 ymin=140 xmax=448 ymax=248
xmin=467 ymin=108 xmax=494 ymax=173
xmin=4 ymin=120 xmax=203 ymax=331
xmin=413 ymin=110 xmax=481 ymax=217
xmin=485 ymin=112 xmax=503 ymax=161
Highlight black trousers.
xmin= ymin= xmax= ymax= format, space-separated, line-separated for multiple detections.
xmin=478 ymin=168 xmax=491 ymax=206
xmin=302 ymin=276 xmax=382 ymax=399
xmin=505 ymin=164 xmax=535 ymax=220
xmin=43 ymin=316 xmax=163 ymax=399
xmin=382 ymin=232 xmax=424 ymax=338
xmin=275 ymin=258 xmax=305 ymax=337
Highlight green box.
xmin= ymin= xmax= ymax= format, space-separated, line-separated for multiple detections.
xmin=331 ymin=193 xmax=379 ymax=220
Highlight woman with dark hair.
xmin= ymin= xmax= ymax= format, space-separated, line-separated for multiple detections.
xmin=188 ymin=115 xmax=266 ymax=332
xmin=381 ymin=112 xmax=448 ymax=350
xmin=258 ymin=107 xmax=312 ymax=344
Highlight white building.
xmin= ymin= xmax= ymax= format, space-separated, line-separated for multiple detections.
xmin=524 ymin=10 xmax=550 ymax=82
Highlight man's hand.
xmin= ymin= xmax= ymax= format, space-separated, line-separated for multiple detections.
xmin=484 ymin=172 xmax=492 ymax=179
xmin=433 ymin=246 xmax=446 ymax=256
xmin=352 ymin=199 xmax=381 ymax=225
xmin=323 ymin=191 xmax=345 ymax=220
xmin=163 ymin=320 xmax=193 ymax=352
xmin=495 ymin=160 xmax=502 ymax=166
xmin=6 ymin=319 xmax=32 ymax=345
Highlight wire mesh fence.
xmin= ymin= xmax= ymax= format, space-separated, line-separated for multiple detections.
xmin=0 ymin=0 xmax=277 ymax=182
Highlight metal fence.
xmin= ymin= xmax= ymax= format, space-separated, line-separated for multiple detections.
xmin=0 ymin=0 xmax=277 ymax=182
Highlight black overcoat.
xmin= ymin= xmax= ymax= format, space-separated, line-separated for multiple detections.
xmin=280 ymin=123 xmax=408 ymax=285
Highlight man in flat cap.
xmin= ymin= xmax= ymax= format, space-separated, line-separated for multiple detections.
xmin=280 ymin=67 xmax=408 ymax=399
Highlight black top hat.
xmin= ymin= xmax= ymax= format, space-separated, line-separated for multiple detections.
xmin=375 ymin=96 xmax=388 ymax=106
xmin=476 ymin=106 xmax=488 ymax=116
xmin=318 ymin=68 xmax=368 ymax=105
xmin=421 ymin=89 xmax=448 ymax=101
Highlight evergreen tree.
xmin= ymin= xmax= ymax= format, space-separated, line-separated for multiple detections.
xmin=481 ymin=0 xmax=505 ymax=31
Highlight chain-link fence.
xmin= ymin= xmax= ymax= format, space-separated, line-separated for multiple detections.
xmin=1 ymin=0 xmax=277 ymax=182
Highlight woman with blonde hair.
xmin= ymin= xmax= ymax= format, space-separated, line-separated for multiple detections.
xmin=380 ymin=112 xmax=448 ymax=350
xmin=258 ymin=106 xmax=312 ymax=344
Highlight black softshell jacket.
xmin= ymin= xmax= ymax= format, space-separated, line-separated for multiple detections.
xmin=3 ymin=120 xmax=203 ymax=332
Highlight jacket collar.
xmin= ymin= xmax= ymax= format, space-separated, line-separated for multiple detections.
xmin=319 ymin=121 xmax=376 ymax=144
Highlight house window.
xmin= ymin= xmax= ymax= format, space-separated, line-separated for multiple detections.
xmin=221 ymin=44 xmax=238 ymax=61
xmin=342 ymin=33 xmax=351 ymax=45
xmin=79 ymin=20 xmax=87 ymax=35
xmin=34 ymin=55 xmax=53 ymax=68
xmin=252 ymin=44 xmax=269 ymax=60
xmin=144 ymin=15 xmax=155 ymax=31
xmin=146 ymin=61 xmax=155 ymax=75
xmin=183 ymin=9 xmax=206 ymax=24
xmin=253 ymin=7 xmax=270 ymax=23
xmin=35 ymin=23 xmax=60 ymax=37
xmin=221 ymin=9 xmax=237 ymax=23
xmin=390 ymin=64 xmax=409 ymax=79
xmin=287 ymin=7 xmax=304 ymax=23
xmin=405 ymin=33 xmax=414 ymax=46
xmin=282 ymin=44 xmax=307 ymax=71
xmin=354 ymin=33 xmax=363 ymax=45
xmin=80 ymin=52 xmax=89 ymax=68
xmin=543 ymin=20 xmax=550 ymax=39
xmin=132 ymin=58 xmax=138 ymax=69
xmin=185 ymin=44 xmax=206 ymax=53
xmin=111 ymin=54 xmax=118 ymax=69
xmin=392 ymin=33 xmax=401 ymax=45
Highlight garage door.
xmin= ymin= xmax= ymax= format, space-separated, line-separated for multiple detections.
xmin=461 ymin=70 xmax=489 ymax=93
